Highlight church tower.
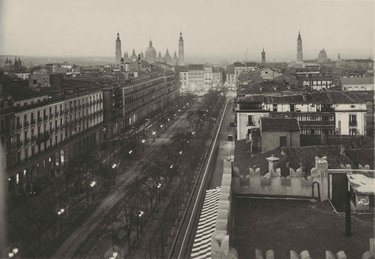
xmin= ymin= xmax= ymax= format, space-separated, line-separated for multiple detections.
xmin=261 ymin=48 xmax=266 ymax=64
xmin=296 ymin=31 xmax=303 ymax=63
xmin=115 ymin=33 xmax=122 ymax=63
xmin=178 ymin=32 xmax=184 ymax=66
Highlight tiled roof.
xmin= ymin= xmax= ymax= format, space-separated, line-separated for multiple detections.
xmin=345 ymin=149 xmax=374 ymax=169
xmin=349 ymin=91 xmax=374 ymax=102
xmin=188 ymin=64 xmax=204 ymax=70
xmin=234 ymin=62 xmax=258 ymax=67
xmin=260 ymin=117 xmax=299 ymax=132
xmin=237 ymin=91 xmax=365 ymax=105
xmin=3 ymin=82 xmax=46 ymax=101
xmin=341 ymin=77 xmax=374 ymax=85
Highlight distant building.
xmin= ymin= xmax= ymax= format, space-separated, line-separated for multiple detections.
xmin=225 ymin=64 xmax=236 ymax=88
xmin=341 ymin=77 xmax=374 ymax=91
xmin=233 ymin=62 xmax=258 ymax=85
xmin=145 ymin=40 xmax=157 ymax=64
xmin=178 ymin=32 xmax=184 ymax=65
xmin=258 ymin=117 xmax=300 ymax=152
xmin=29 ymin=70 xmax=50 ymax=90
xmin=296 ymin=31 xmax=303 ymax=67
xmin=188 ymin=64 xmax=204 ymax=91
xmin=260 ymin=68 xmax=282 ymax=81
xmin=318 ymin=48 xmax=328 ymax=63
xmin=235 ymin=91 xmax=367 ymax=140
xmin=130 ymin=49 xmax=138 ymax=62
xmin=261 ymin=48 xmax=266 ymax=64
xmin=177 ymin=66 xmax=188 ymax=92
xmin=115 ymin=33 xmax=122 ymax=63
xmin=163 ymin=49 xmax=172 ymax=65
xmin=172 ymin=52 xmax=178 ymax=66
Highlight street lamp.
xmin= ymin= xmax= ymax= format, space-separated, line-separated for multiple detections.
xmin=112 ymin=163 xmax=117 ymax=169
xmin=128 ymin=150 xmax=133 ymax=155
xmin=141 ymin=139 xmax=146 ymax=144
xmin=169 ymin=164 xmax=174 ymax=169
xmin=57 ymin=208 xmax=65 ymax=231
xmin=179 ymin=150 xmax=183 ymax=155
xmin=8 ymin=247 xmax=19 ymax=258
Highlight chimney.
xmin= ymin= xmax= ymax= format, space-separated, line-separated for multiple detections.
xmin=266 ymin=155 xmax=279 ymax=173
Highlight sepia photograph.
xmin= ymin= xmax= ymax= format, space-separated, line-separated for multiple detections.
xmin=0 ymin=0 xmax=374 ymax=258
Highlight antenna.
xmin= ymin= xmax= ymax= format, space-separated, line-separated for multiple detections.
xmin=245 ymin=48 xmax=248 ymax=60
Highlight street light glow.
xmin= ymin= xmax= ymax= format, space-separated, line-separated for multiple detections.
xmin=152 ymin=131 xmax=156 ymax=135
xmin=112 ymin=163 xmax=117 ymax=169
xmin=141 ymin=139 xmax=146 ymax=143
xmin=157 ymin=183 xmax=162 ymax=188
xmin=90 ymin=181 xmax=96 ymax=187
xmin=170 ymin=164 xmax=174 ymax=169
xmin=179 ymin=151 xmax=183 ymax=155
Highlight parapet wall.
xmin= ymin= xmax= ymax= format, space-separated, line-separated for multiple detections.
xmin=211 ymin=156 xmax=374 ymax=259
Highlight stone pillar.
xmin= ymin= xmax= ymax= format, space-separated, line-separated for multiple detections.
xmin=266 ymin=155 xmax=279 ymax=173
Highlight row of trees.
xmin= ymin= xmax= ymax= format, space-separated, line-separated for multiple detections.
xmin=6 ymin=94 xmax=196 ymax=257
xmin=92 ymin=90 xmax=226 ymax=258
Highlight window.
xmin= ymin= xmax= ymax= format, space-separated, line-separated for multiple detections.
xmin=349 ymin=128 xmax=356 ymax=135
xmin=273 ymin=104 xmax=277 ymax=112
xmin=290 ymin=104 xmax=295 ymax=112
xmin=280 ymin=136 xmax=287 ymax=147
xmin=349 ymin=114 xmax=357 ymax=122
xmin=247 ymin=115 xmax=254 ymax=126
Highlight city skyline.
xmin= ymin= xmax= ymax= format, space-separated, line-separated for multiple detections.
xmin=0 ymin=0 xmax=374 ymax=62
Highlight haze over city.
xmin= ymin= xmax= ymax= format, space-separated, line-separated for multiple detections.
xmin=0 ymin=0 xmax=374 ymax=62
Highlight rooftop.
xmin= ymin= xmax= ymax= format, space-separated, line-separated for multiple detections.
xmin=234 ymin=62 xmax=258 ymax=67
xmin=188 ymin=64 xmax=204 ymax=70
xmin=341 ymin=76 xmax=374 ymax=85
xmin=232 ymin=198 xmax=373 ymax=259
xmin=234 ymin=141 xmax=355 ymax=176
xmin=237 ymin=91 xmax=366 ymax=105
xmin=2 ymin=81 xmax=47 ymax=101
xmin=261 ymin=117 xmax=299 ymax=132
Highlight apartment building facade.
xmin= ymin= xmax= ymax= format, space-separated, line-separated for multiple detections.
xmin=235 ymin=91 xmax=367 ymax=140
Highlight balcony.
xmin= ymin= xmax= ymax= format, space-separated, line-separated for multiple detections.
xmin=43 ymin=115 xmax=48 ymax=120
xmin=16 ymin=123 xmax=22 ymax=130
xmin=24 ymin=121 xmax=29 ymax=127
xmin=24 ymin=137 xmax=30 ymax=144
xmin=31 ymin=118 xmax=36 ymax=125
xmin=37 ymin=117 xmax=42 ymax=123
xmin=247 ymin=122 xmax=255 ymax=126
xmin=55 ymin=112 xmax=59 ymax=117
xmin=349 ymin=120 xmax=357 ymax=127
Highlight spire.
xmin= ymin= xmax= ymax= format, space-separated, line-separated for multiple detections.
xmin=298 ymin=31 xmax=302 ymax=40
xmin=149 ymin=40 xmax=153 ymax=47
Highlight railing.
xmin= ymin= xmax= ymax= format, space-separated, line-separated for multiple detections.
xmin=16 ymin=123 xmax=22 ymax=129
xmin=247 ymin=122 xmax=255 ymax=126
xmin=37 ymin=117 xmax=42 ymax=123
xmin=31 ymin=119 xmax=36 ymax=125
xmin=24 ymin=121 xmax=29 ymax=127
xmin=349 ymin=120 xmax=357 ymax=126
xmin=43 ymin=115 xmax=48 ymax=120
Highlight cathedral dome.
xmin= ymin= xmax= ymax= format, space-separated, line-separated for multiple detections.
xmin=145 ymin=40 xmax=157 ymax=64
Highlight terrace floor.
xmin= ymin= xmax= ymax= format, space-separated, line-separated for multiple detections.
xmin=232 ymin=197 xmax=374 ymax=259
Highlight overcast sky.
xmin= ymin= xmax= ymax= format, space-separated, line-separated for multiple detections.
xmin=0 ymin=0 xmax=374 ymax=61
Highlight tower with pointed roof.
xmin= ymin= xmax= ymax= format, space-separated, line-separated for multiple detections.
xmin=261 ymin=48 xmax=266 ymax=64
xmin=297 ymin=31 xmax=303 ymax=63
xmin=172 ymin=52 xmax=178 ymax=66
xmin=115 ymin=33 xmax=122 ymax=63
xmin=178 ymin=32 xmax=184 ymax=65
xmin=164 ymin=49 xmax=172 ymax=65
